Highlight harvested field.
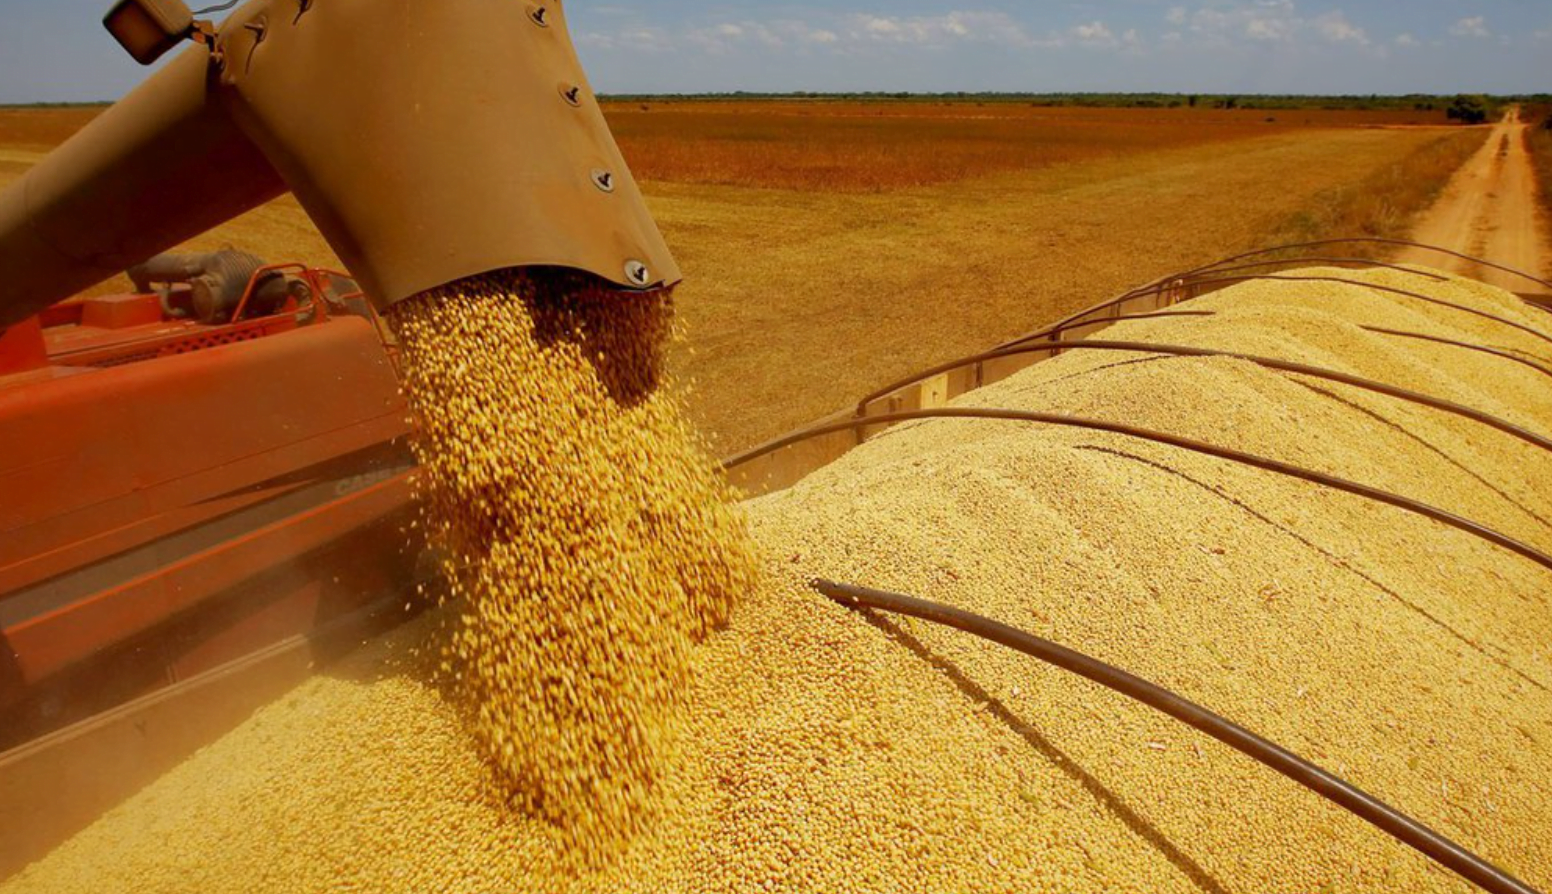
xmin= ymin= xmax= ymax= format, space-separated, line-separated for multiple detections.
xmin=6 ymin=267 xmax=1549 ymax=894
xmin=0 ymin=102 xmax=1451 ymax=189
xmin=0 ymin=108 xmax=101 ymax=152
xmin=0 ymin=106 xmax=1482 ymax=451
xmin=667 ymin=127 xmax=1487 ymax=453
xmin=603 ymin=102 xmax=1451 ymax=192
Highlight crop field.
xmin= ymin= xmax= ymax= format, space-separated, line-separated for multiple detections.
xmin=0 ymin=103 xmax=1484 ymax=451
xmin=616 ymin=104 xmax=1483 ymax=450
xmin=602 ymin=101 xmax=1451 ymax=191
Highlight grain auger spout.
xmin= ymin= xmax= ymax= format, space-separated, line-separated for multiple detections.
xmin=0 ymin=0 xmax=679 ymax=330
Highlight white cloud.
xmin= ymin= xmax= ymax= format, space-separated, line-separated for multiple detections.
xmin=860 ymin=16 xmax=902 ymax=38
xmin=685 ymin=21 xmax=790 ymax=54
xmin=842 ymin=12 xmax=1039 ymax=48
xmin=1165 ymin=2 xmax=1387 ymax=52
xmin=686 ymin=18 xmax=931 ymax=55
xmin=1072 ymin=21 xmax=1117 ymax=47
xmin=577 ymin=26 xmax=675 ymax=53
xmin=1244 ymin=0 xmax=1299 ymax=42
xmin=1182 ymin=0 xmax=1299 ymax=45
xmin=583 ymin=10 xmax=1058 ymax=57
xmin=1244 ymin=17 xmax=1294 ymax=41
xmin=581 ymin=4 xmax=1385 ymax=63
xmin=1314 ymin=11 xmax=1368 ymax=45
xmin=1449 ymin=16 xmax=1490 ymax=38
xmin=1393 ymin=33 xmax=1418 ymax=47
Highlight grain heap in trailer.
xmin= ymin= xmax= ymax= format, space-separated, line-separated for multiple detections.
xmin=1 ymin=2 xmax=1550 ymax=893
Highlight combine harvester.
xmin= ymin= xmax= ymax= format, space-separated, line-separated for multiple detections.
xmin=2 ymin=1 xmax=1551 ymax=892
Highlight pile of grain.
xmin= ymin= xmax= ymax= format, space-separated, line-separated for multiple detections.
xmin=385 ymin=270 xmax=756 ymax=858
xmin=5 ymin=267 xmax=1550 ymax=894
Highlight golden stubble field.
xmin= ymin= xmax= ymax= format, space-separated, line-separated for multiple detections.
xmin=0 ymin=102 xmax=1481 ymax=451
xmin=605 ymin=101 xmax=1451 ymax=191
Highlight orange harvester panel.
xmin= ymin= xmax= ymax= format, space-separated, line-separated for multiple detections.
xmin=0 ymin=318 xmax=48 ymax=378
xmin=0 ymin=313 xmax=418 ymax=736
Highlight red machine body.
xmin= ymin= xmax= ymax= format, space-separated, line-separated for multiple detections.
xmin=0 ymin=264 xmax=419 ymax=747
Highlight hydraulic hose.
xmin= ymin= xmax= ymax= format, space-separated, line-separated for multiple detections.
xmin=1095 ymin=257 xmax=1445 ymax=312
xmin=812 ymin=579 xmax=1544 ymax=894
xmin=1034 ymin=242 xmax=1551 ymax=358
xmin=1170 ymin=237 xmax=1552 ymax=295
xmin=1365 ymin=327 xmax=1552 ymax=380
xmin=1016 ymin=268 xmax=1513 ymax=353
xmin=1164 ymin=256 xmax=1446 ymax=283
xmin=1019 ymin=292 xmax=1214 ymax=347
xmin=853 ymin=340 xmax=1552 ymax=456
xmin=1157 ymin=275 xmax=1552 ymax=348
xmin=725 ymin=408 xmax=1552 ymax=575
xmin=1001 ymin=310 xmax=1216 ymax=350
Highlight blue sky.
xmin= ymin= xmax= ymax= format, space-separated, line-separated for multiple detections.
xmin=0 ymin=0 xmax=1547 ymax=103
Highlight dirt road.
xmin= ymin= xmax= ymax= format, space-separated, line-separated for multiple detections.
xmin=1402 ymin=108 xmax=1550 ymax=288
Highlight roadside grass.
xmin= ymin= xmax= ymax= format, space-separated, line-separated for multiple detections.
xmin=1262 ymin=128 xmax=1488 ymax=257
xmin=1527 ymin=105 xmax=1552 ymax=266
